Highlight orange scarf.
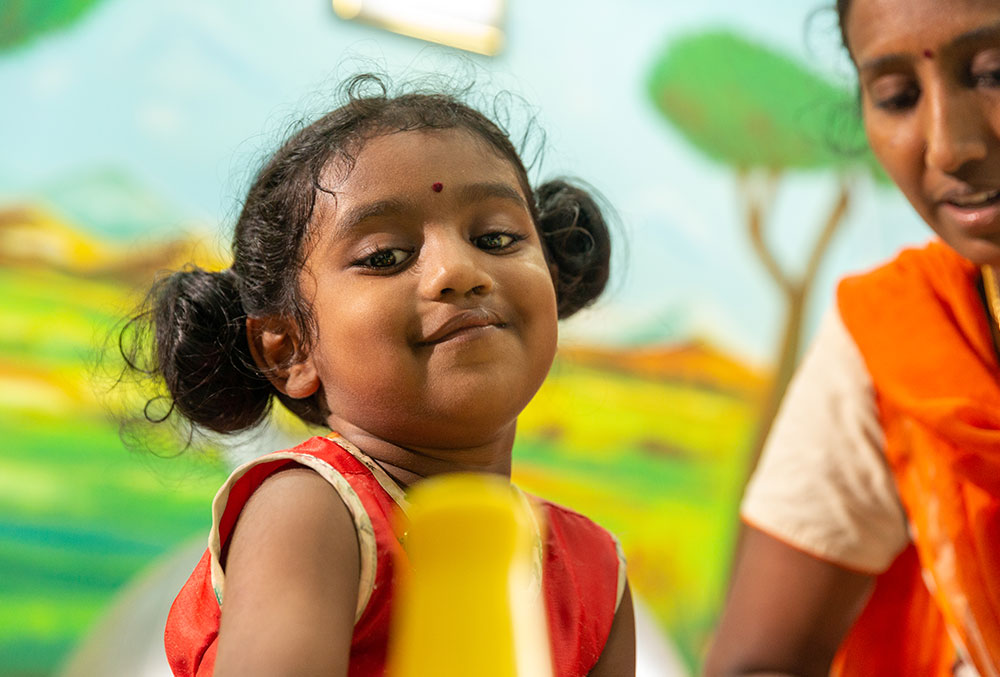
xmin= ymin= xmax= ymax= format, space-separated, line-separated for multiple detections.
xmin=834 ymin=240 xmax=1000 ymax=676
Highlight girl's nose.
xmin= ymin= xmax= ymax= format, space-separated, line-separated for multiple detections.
xmin=418 ymin=235 xmax=494 ymax=300
xmin=925 ymin=87 xmax=989 ymax=174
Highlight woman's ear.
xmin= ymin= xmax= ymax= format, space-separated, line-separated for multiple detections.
xmin=246 ymin=316 xmax=319 ymax=399
xmin=548 ymin=261 xmax=559 ymax=286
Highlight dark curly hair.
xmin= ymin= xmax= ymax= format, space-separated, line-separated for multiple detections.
xmin=121 ymin=74 xmax=613 ymax=436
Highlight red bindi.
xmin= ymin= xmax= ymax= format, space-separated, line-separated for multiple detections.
xmin=923 ymin=49 xmax=934 ymax=59
xmin=432 ymin=182 xmax=443 ymax=192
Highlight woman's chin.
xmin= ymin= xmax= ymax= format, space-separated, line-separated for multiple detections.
xmin=951 ymin=238 xmax=1000 ymax=268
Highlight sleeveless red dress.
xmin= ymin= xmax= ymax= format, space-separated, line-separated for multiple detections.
xmin=164 ymin=434 xmax=625 ymax=676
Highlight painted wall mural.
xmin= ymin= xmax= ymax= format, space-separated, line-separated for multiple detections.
xmin=0 ymin=1 xmax=930 ymax=675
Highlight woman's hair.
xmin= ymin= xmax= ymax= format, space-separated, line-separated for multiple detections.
xmin=121 ymin=74 xmax=612 ymax=437
xmin=835 ymin=0 xmax=852 ymax=53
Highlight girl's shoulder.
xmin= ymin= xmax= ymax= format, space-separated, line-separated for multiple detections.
xmin=524 ymin=493 xmax=627 ymax=675
xmin=210 ymin=433 xmax=404 ymax=609
xmin=526 ymin=494 xmax=627 ymax=608
xmin=165 ymin=434 xmax=401 ymax=676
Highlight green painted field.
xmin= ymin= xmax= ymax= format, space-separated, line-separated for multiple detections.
xmin=0 ymin=264 xmax=229 ymax=675
xmin=0 ymin=409 xmax=228 ymax=675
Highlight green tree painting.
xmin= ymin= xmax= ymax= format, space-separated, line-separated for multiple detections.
xmin=647 ymin=30 xmax=886 ymax=478
xmin=1 ymin=0 xmax=108 ymax=53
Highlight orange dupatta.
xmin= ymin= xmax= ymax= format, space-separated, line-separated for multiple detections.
xmin=834 ymin=240 xmax=1000 ymax=676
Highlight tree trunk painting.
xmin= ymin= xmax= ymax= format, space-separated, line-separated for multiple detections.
xmin=646 ymin=30 xmax=884 ymax=482
xmin=740 ymin=172 xmax=851 ymax=478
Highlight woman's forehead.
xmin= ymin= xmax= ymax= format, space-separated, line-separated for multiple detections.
xmin=847 ymin=0 xmax=1000 ymax=63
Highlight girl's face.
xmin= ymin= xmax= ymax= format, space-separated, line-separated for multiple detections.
xmin=298 ymin=128 xmax=558 ymax=448
xmin=849 ymin=0 xmax=1000 ymax=264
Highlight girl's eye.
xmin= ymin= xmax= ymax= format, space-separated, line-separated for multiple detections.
xmin=475 ymin=232 xmax=520 ymax=251
xmin=356 ymin=248 xmax=411 ymax=269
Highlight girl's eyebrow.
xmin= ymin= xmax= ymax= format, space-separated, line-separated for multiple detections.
xmin=332 ymin=182 xmax=530 ymax=238
xmin=334 ymin=198 xmax=406 ymax=238
xmin=455 ymin=181 xmax=530 ymax=210
xmin=859 ymin=21 xmax=1000 ymax=74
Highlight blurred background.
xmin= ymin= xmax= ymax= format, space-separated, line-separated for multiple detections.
xmin=0 ymin=1 xmax=929 ymax=675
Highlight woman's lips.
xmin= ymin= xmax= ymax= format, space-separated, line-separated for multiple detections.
xmin=938 ymin=188 xmax=1000 ymax=234
xmin=947 ymin=188 xmax=1000 ymax=207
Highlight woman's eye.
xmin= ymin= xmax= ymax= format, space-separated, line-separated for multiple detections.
xmin=873 ymin=85 xmax=919 ymax=112
xmin=970 ymin=50 xmax=1000 ymax=87
xmin=972 ymin=68 xmax=1000 ymax=88
xmin=475 ymin=232 xmax=519 ymax=251
xmin=357 ymin=248 xmax=410 ymax=269
xmin=867 ymin=73 xmax=919 ymax=113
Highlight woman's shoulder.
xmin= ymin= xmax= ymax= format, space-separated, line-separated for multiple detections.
xmin=839 ymin=238 xmax=974 ymax=301
xmin=741 ymin=307 xmax=909 ymax=574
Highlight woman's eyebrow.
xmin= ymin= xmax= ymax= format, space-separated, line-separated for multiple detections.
xmin=950 ymin=20 xmax=1000 ymax=52
xmin=858 ymin=52 xmax=909 ymax=75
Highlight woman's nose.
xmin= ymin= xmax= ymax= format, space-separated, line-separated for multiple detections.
xmin=925 ymin=86 xmax=989 ymax=174
xmin=418 ymin=235 xmax=494 ymax=300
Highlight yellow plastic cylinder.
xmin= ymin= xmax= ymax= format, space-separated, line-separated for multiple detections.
xmin=387 ymin=473 xmax=553 ymax=677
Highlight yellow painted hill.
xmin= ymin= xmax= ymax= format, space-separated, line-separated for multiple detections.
xmin=0 ymin=204 xmax=227 ymax=282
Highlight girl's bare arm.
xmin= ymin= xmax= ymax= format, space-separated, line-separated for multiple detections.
xmin=589 ymin=580 xmax=636 ymax=676
xmin=214 ymin=467 xmax=360 ymax=677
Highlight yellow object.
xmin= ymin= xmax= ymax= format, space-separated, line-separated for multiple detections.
xmin=387 ymin=473 xmax=553 ymax=677
xmin=331 ymin=0 xmax=505 ymax=56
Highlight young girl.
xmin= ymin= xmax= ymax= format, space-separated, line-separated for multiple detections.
xmin=708 ymin=1 xmax=1000 ymax=675
xmin=135 ymin=76 xmax=634 ymax=676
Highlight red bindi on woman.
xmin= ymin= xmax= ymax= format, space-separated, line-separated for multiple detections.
xmin=923 ymin=48 xmax=934 ymax=58
xmin=432 ymin=182 xmax=443 ymax=192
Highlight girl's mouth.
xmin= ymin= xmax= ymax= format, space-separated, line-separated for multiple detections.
xmin=418 ymin=308 xmax=507 ymax=345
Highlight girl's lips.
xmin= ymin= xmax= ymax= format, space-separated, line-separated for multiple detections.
xmin=418 ymin=308 xmax=507 ymax=345
xmin=427 ymin=323 xmax=504 ymax=345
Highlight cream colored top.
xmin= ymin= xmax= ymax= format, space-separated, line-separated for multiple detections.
xmin=742 ymin=308 xmax=983 ymax=676
xmin=741 ymin=308 xmax=909 ymax=574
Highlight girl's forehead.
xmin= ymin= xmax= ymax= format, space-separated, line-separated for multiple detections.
xmin=309 ymin=128 xmax=531 ymax=236
xmin=327 ymin=128 xmax=525 ymax=195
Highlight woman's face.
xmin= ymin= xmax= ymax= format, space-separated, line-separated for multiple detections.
xmin=848 ymin=0 xmax=1000 ymax=265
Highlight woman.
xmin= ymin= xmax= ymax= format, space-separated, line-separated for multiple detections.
xmin=706 ymin=1 xmax=1000 ymax=675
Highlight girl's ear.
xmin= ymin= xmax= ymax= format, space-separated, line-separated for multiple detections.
xmin=246 ymin=316 xmax=319 ymax=399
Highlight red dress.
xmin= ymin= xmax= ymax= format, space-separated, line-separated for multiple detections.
xmin=164 ymin=434 xmax=625 ymax=676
